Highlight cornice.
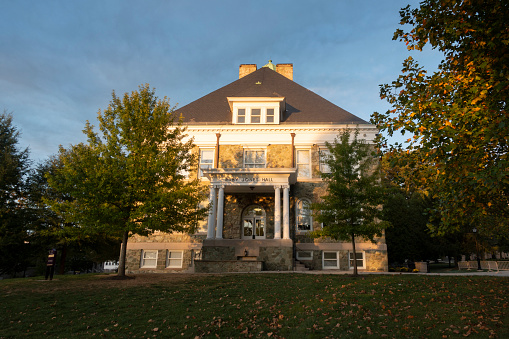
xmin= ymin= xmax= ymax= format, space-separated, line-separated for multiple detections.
xmin=186 ymin=125 xmax=377 ymax=134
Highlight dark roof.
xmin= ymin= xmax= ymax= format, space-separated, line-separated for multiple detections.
xmin=177 ymin=67 xmax=368 ymax=125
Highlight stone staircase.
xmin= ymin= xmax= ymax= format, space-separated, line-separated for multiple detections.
xmin=294 ymin=259 xmax=310 ymax=271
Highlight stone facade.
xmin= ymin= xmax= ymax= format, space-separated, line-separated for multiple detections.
xmin=218 ymin=145 xmax=243 ymax=168
xmin=125 ymin=248 xmax=195 ymax=274
xmin=259 ymin=247 xmax=293 ymax=271
xmin=267 ymin=144 xmax=293 ymax=168
xmin=123 ymin=63 xmax=388 ymax=274
xmin=195 ymin=260 xmax=262 ymax=273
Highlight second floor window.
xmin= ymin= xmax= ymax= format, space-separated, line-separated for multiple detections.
xmin=244 ymin=149 xmax=265 ymax=168
xmin=296 ymin=149 xmax=311 ymax=178
xmin=199 ymin=149 xmax=214 ymax=177
xmin=319 ymin=149 xmax=331 ymax=173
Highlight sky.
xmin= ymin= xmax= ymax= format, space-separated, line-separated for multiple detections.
xmin=0 ymin=0 xmax=443 ymax=163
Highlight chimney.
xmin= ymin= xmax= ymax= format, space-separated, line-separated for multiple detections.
xmin=276 ymin=63 xmax=293 ymax=81
xmin=239 ymin=64 xmax=257 ymax=79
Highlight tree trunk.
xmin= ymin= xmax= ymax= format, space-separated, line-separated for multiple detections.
xmin=58 ymin=244 xmax=67 ymax=275
xmin=117 ymin=230 xmax=129 ymax=277
xmin=351 ymin=233 xmax=358 ymax=276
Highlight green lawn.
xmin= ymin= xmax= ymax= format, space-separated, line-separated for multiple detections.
xmin=1 ymin=273 xmax=508 ymax=338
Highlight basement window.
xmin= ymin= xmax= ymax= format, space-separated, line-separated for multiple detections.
xmin=140 ymin=250 xmax=158 ymax=268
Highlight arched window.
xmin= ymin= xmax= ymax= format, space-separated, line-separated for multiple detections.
xmin=296 ymin=198 xmax=312 ymax=232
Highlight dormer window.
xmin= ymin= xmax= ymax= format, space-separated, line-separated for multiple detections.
xmin=237 ymin=109 xmax=246 ymax=123
xmin=266 ymin=108 xmax=275 ymax=123
xmin=251 ymin=108 xmax=261 ymax=123
xmin=228 ymin=97 xmax=285 ymax=125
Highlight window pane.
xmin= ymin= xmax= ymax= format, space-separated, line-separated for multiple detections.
xmin=144 ymin=251 xmax=157 ymax=259
xmin=297 ymin=150 xmax=310 ymax=163
xmin=168 ymin=251 xmax=182 ymax=259
xmin=324 ymin=252 xmax=337 ymax=260
xmin=266 ymin=108 xmax=274 ymax=123
xmin=199 ymin=149 xmax=214 ymax=177
xmin=244 ymin=150 xmax=265 ymax=168
xmin=320 ymin=150 xmax=331 ymax=173
xmin=297 ymin=150 xmax=310 ymax=177
xmin=237 ymin=109 xmax=246 ymax=123
xmin=251 ymin=108 xmax=261 ymax=123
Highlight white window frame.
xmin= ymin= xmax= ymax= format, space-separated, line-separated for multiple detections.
xmin=243 ymin=148 xmax=266 ymax=168
xmin=199 ymin=148 xmax=214 ymax=178
xmin=266 ymin=108 xmax=275 ymax=123
xmin=140 ymin=250 xmax=158 ymax=268
xmin=232 ymin=104 xmax=279 ymax=125
xmin=296 ymin=251 xmax=313 ymax=261
xmin=319 ymin=148 xmax=331 ymax=174
xmin=296 ymin=198 xmax=313 ymax=232
xmin=166 ymin=250 xmax=184 ymax=268
xmin=322 ymin=251 xmax=340 ymax=269
xmin=348 ymin=251 xmax=366 ymax=270
xmin=237 ymin=108 xmax=246 ymax=123
xmin=296 ymin=148 xmax=311 ymax=178
xmin=250 ymin=108 xmax=262 ymax=123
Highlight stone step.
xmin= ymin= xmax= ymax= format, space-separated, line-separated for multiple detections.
xmin=294 ymin=262 xmax=309 ymax=271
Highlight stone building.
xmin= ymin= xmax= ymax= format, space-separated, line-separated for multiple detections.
xmin=125 ymin=61 xmax=388 ymax=273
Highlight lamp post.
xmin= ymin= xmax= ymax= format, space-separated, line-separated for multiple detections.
xmin=472 ymin=227 xmax=482 ymax=271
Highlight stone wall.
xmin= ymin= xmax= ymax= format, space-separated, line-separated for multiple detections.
xmin=195 ymin=260 xmax=262 ymax=273
xmin=218 ymin=145 xmax=243 ymax=168
xmin=125 ymin=248 xmax=195 ymax=274
xmin=202 ymin=246 xmax=235 ymax=261
xmin=365 ymin=250 xmax=389 ymax=272
xmin=129 ymin=231 xmax=204 ymax=244
xmin=267 ymin=145 xmax=293 ymax=168
xmin=259 ymin=247 xmax=293 ymax=271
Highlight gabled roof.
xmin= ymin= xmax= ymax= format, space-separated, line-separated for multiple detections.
xmin=177 ymin=67 xmax=367 ymax=125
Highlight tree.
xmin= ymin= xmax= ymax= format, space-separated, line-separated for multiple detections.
xmin=27 ymin=159 xmax=120 ymax=275
xmin=45 ymin=85 xmax=208 ymax=277
xmin=371 ymin=0 xmax=509 ymax=235
xmin=0 ymin=112 xmax=32 ymax=276
xmin=312 ymin=129 xmax=390 ymax=276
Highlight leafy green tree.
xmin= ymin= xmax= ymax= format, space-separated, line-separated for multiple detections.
xmin=312 ymin=129 xmax=390 ymax=275
xmin=45 ymin=85 xmax=207 ymax=277
xmin=0 ymin=112 xmax=32 ymax=276
xmin=27 ymin=159 xmax=120 ymax=275
xmin=371 ymin=0 xmax=509 ymax=235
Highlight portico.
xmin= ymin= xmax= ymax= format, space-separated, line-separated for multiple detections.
xmin=204 ymin=168 xmax=297 ymax=240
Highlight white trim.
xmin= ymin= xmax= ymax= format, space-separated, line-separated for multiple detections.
xmin=166 ymin=250 xmax=184 ymax=268
xmin=322 ymin=251 xmax=340 ymax=269
xmin=199 ymin=148 xmax=214 ymax=179
xmin=243 ymin=148 xmax=266 ymax=168
xmin=348 ymin=251 xmax=366 ymax=269
xmin=295 ymin=148 xmax=311 ymax=178
xmin=140 ymin=250 xmax=158 ymax=268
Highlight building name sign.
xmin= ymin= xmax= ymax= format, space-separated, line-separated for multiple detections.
xmin=220 ymin=176 xmax=274 ymax=183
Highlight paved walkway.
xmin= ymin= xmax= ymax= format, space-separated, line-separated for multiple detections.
xmin=296 ymin=270 xmax=509 ymax=277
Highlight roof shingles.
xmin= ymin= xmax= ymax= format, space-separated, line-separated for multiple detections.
xmin=178 ymin=67 xmax=367 ymax=125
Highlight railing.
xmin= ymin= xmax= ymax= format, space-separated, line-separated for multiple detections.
xmin=458 ymin=261 xmax=509 ymax=272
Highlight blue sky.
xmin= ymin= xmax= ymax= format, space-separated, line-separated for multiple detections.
xmin=1 ymin=0 xmax=442 ymax=162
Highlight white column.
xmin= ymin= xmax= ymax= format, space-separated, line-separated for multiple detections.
xmin=274 ymin=186 xmax=281 ymax=239
xmin=206 ymin=185 xmax=217 ymax=239
xmin=283 ymin=185 xmax=290 ymax=239
xmin=215 ymin=185 xmax=225 ymax=239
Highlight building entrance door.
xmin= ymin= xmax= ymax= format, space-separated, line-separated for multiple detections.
xmin=241 ymin=205 xmax=266 ymax=239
